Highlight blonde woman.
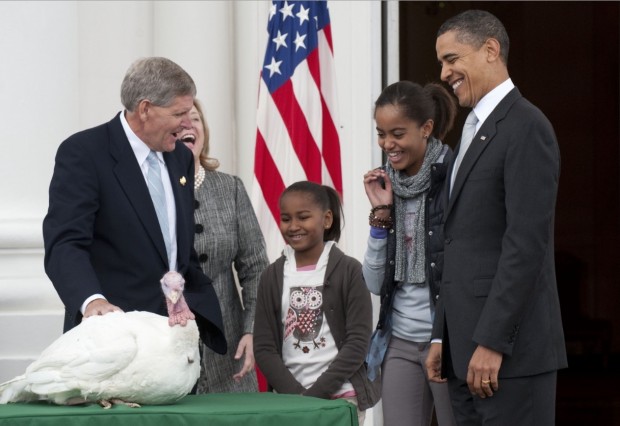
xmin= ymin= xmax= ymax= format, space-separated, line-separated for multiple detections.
xmin=179 ymin=100 xmax=269 ymax=393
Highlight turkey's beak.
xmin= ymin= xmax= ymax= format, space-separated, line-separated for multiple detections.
xmin=169 ymin=290 xmax=181 ymax=304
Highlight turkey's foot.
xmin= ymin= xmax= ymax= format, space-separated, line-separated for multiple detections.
xmin=99 ymin=398 xmax=141 ymax=409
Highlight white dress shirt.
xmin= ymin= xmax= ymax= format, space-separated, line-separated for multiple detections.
xmin=471 ymin=78 xmax=515 ymax=135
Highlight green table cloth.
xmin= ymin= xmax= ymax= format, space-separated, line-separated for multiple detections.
xmin=0 ymin=393 xmax=358 ymax=426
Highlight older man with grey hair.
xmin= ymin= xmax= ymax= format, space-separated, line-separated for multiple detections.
xmin=43 ymin=57 xmax=226 ymax=355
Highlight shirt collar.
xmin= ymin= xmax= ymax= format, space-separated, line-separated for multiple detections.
xmin=119 ymin=110 xmax=163 ymax=166
xmin=283 ymin=240 xmax=335 ymax=271
xmin=472 ymin=78 xmax=515 ymax=128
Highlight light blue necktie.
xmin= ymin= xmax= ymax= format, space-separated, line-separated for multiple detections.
xmin=146 ymin=151 xmax=171 ymax=264
xmin=450 ymin=110 xmax=479 ymax=195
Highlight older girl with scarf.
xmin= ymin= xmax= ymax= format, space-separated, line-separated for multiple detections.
xmin=362 ymin=81 xmax=457 ymax=426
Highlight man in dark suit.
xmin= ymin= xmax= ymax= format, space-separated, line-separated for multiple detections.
xmin=43 ymin=57 xmax=226 ymax=355
xmin=425 ymin=10 xmax=567 ymax=425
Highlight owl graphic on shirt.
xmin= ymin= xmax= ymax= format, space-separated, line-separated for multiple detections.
xmin=284 ymin=286 xmax=325 ymax=352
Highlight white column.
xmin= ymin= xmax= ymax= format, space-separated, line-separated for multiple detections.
xmin=77 ymin=1 xmax=154 ymax=129
xmin=153 ymin=1 xmax=236 ymax=175
xmin=0 ymin=0 xmax=157 ymax=382
xmin=0 ymin=0 xmax=79 ymax=382
xmin=0 ymin=1 xmax=79 ymax=222
xmin=327 ymin=1 xmax=383 ymax=261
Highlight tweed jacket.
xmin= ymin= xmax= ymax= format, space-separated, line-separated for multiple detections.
xmin=194 ymin=171 xmax=269 ymax=392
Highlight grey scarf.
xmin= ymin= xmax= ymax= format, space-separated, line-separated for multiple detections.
xmin=386 ymin=138 xmax=444 ymax=284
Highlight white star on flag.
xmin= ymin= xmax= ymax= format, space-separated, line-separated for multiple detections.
xmin=269 ymin=3 xmax=277 ymax=20
xmin=264 ymin=57 xmax=282 ymax=77
xmin=279 ymin=1 xmax=295 ymax=21
xmin=293 ymin=31 xmax=307 ymax=51
xmin=272 ymin=30 xmax=288 ymax=51
xmin=296 ymin=4 xmax=310 ymax=24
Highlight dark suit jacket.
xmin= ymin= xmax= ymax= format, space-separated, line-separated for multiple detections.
xmin=43 ymin=113 xmax=227 ymax=354
xmin=432 ymin=88 xmax=567 ymax=380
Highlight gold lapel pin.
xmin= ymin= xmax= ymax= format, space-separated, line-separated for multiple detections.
xmin=180 ymin=176 xmax=187 ymax=186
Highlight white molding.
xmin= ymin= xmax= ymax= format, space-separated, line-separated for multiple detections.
xmin=0 ymin=218 xmax=44 ymax=249
xmin=0 ymin=313 xmax=64 ymax=383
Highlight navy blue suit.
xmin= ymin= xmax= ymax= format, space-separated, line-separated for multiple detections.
xmin=43 ymin=113 xmax=226 ymax=354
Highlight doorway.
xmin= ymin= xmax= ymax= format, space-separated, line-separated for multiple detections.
xmin=397 ymin=2 xmax=620 ymax=424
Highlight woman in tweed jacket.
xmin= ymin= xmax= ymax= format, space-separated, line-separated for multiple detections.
xmin=180 ymin=100 xmax=269 ymax=393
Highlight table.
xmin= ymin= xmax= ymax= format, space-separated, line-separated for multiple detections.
xmin=0 ymin=393 xmax=358 ymax=426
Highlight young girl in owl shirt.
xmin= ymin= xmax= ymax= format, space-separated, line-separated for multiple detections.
xmin=254 ymin=181 xmax=380 ymax=425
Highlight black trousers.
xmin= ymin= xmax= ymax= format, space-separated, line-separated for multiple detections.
xmin=447 ymin=370 xmax=557 ymax=426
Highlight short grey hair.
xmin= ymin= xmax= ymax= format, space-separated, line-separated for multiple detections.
xmin=437 ymin=10 xmax=510 ymax=65
xmin=120 ymin=57 xmax=196 ymax=111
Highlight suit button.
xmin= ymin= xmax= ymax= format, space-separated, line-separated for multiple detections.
xmin=430 ymin=262 xmax=436 ymax=268
xmin=445 ymin=238 xmax=452 ymax=244
xmin=435 ymin=295 xmax=439 ymax=300
xmin=428 ymin=230 xmax=433 ymax=236
xmin=389 ymin=229 xmax=395 ymax=234
xmin=389 ymin=260 xmax=394 ymax=265
xmin=194 ymin=200 xmax=200 ymax=209
xmin=195 ymin=224 xmax=204 ymax=234
xmin=199 ymin=253 xmax=208 ymax=263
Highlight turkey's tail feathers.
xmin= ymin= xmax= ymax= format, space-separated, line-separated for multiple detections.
xmin=0 ymin=375 xmax=27 ymax=404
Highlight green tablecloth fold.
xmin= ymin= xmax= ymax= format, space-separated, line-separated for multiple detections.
xmin=0 ymin=393 xmax=358 ymax=426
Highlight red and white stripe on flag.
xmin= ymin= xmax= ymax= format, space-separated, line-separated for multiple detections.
xmin=252 ymin=0 xmax=342 ymax=262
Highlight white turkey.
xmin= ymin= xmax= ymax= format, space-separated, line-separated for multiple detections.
xmin=0 ymin=271 xmax=200 ymax=407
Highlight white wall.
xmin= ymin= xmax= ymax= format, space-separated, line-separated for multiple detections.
xmin=0 ymin=2 xmax=383 ymax=421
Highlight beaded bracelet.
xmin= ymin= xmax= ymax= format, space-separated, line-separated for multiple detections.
xmin=370 ymin=204 xmax=392 ymax=214
xmin=369 ymin=216 xmax=393 ymax=229
xmin=369 ymin=204 xmax=393 ymax=229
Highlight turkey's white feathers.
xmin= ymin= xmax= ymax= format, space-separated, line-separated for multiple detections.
xmin=0 ymin=308 xmax=200 ymax=406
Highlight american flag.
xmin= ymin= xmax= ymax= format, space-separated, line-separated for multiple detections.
xmin=252 ymin=0 xmax=342 ymax=262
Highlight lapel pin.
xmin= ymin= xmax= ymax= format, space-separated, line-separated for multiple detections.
xmin=180 ymin=176 xmax=187 ymax=186
xmin=481 ymin=136 xmax=487 ymax=141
